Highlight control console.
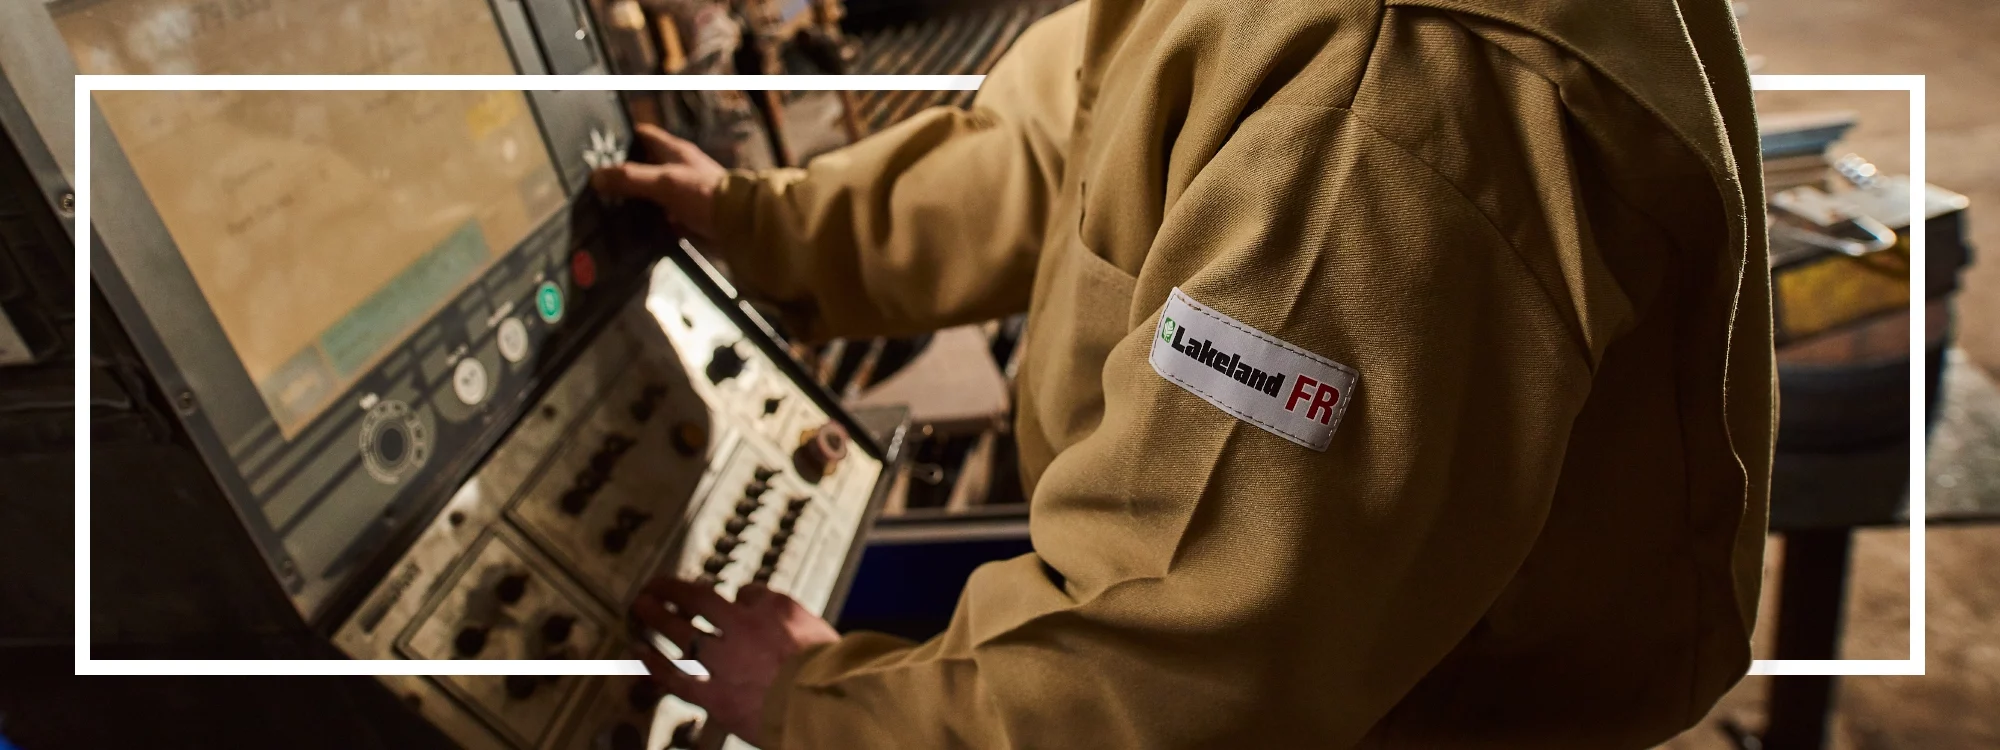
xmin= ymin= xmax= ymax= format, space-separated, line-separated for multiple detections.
xmin=333 ymin=257 xmax=896 ymax=750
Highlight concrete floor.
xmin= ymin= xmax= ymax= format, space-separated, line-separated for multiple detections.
xmin=1660 ymin=1 xmax=2000 ymax=747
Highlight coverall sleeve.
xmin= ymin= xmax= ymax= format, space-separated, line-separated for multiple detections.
xmin=754 ymin=103 xmax=1607 ymax=746
xmin=707 ymin=3 xmax=1084 ymax=341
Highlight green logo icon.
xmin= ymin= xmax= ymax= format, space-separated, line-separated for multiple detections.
xmin=1160 ymin=317 xmax=1176 ymax=342
xmin=536 ymin=281 xmax=564 ymax=323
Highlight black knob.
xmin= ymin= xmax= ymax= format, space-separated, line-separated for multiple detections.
xmin=714 ymin=535 xmax=740 ymax=554
xmin=453 ymin=626 xmax=488 ymax=657
xmin=626 ymin=680 xmax=661 ymax=711
xmin=724 ymin=517 xmax=749 ymax=535
xmin=777 ymin=513 xmax=799 ymax=531
xmin=753 ymin=565 xmax=775 ymax=583
xmin=558 ymin=488 xmax=592 ymax=516
xmin=745 ymin=480 xmax=769 ymax=498
xmin=773 ymin=529 xmax=794 ymax=546
xmin=602 ymin=526 xmax=632 ymax=554
xmin=705 ymin=345 xmax=745 ymax=383
xmin=702 ymin=556 xmax=728 ymax=574
xmin=495 ymin=573 xmax=530 ymax=604
xmin=734 ymin=499 xmax=761 ymax=516
xmin=786 ymin=496 xmax=811 ymax=512
xmin=574 ymin=468 xmax=606 ymax=493
xmin=628 ymin=399 xmax=656 ymax=423
xmin=590 ymin=449 xmax=621 ymax=474
xmin=753 ymin=466 xmax=779 ymax=482
xmin=504 ymin=674 xmax=540 ymax=700
xmin=541 ymin=614 xmax=575 ymax=645
xmin=608 ymin=722 xmax=646 ymax=750
xmin=762 ymin=549 xmax=782 ymax=566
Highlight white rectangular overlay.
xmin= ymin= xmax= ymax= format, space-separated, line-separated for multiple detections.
xmin=74 ymin=75 xmax=1924 ymax=680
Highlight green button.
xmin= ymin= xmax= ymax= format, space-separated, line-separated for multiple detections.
xmin=536 ymin=281 xmax=564 ymax=323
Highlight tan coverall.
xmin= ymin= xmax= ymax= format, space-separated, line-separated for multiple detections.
xmin=711 ymin=0 xmax=1775 ymax=746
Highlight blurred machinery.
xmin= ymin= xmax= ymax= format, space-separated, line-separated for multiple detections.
xmin=1738 ymin=112 xmax=1978 ymax=750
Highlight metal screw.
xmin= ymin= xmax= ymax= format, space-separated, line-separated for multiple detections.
xmin=175 ymin=390 xmax=197 ymax=414
xmin=58 ymin=191 xmax=74 ymax=215
xmin=279 ymin=559 xmax=297 ymax=577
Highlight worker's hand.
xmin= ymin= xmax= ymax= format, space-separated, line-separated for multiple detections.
xmin=591 ymin=123 xmax=729 ymax=244
xmin=630 ymin=577 xmax=840 ymax=746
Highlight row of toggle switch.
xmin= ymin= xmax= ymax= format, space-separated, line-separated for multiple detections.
xmin=698 ymin=468 xmax=814 ymax=586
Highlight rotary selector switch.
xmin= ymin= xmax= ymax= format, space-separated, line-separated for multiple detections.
xmin=360 ymin=399 xmax=431 ymax=484
xmin=793 ymin=422 xmax=849 ymax=483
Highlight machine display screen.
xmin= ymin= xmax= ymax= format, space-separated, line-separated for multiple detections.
xmin=54 ymin=0 xmax=565 ymax=436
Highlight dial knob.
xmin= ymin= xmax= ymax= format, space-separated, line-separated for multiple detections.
xmin=504 ymin=674 xmax=541 ymax=700
xmin=744 ymin=480 xmax=770 ymax=498
xmin=753 ymin=466 xmax=779 ymax=482
xmin=559 ymin=488 xmax=593 ymax=516
xmin=495 ymin=573 xmax=530 ymax=605
xmin=454 ymin=626 xmax=489 ymax=657
xmin=786 ymin=496 xmax=811 ymax=512
xmin=541 ymin=614 xmax=576 ymax=645
xmin=714 ymin=535 xmax=740 ymax=554
xmin=792 ymin=422 xmax=849 ymax=483
xmin=601 ymin=526 xmax=632 ymax=554
xmin=724 ymin=517 xmax=749 ymax=535
xmin=702 ymin=556 xmax=728 ymax=575
xmin=734 ymin=499 xmax=761 ymax=516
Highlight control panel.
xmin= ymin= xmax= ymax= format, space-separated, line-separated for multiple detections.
xmin=334 ymin=257 xmax=894 ymax=750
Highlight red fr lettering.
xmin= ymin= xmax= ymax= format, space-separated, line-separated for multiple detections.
xmin=1307 ymin=383 xmax=1341 ymax=425
xmin=1286 ymin=375 xmax=1320 ymax=413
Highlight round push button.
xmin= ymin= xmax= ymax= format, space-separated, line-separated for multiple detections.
xmin=571 ymin=250 xmax=598 ymax=289
xmin=453 ymin=357 xmax=489 ymax=405
xmin=497 ymin=318 xmax=529 ymax=363
xmin=536 ymin=280 xmax=565 ymax=323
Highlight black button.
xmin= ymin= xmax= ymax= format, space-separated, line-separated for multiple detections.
xmin=734 ymin=499 xmax=761 ymax=516
xmin=745 ymin=480 xmax=769 ymax=498
xmin=454 ymin=626 xmax=488 ymax=657
xmin=753 ymin=565 xmax=774 ymax=583
xmin=574 ymin=468 xmax=606 ymax=493
xmin=724 ymin=517 xmax=749 ymax=535
xmin=504 ymin=674 xmax=540 ymax=700
xmin=777 ymin=513 xmax=798 ymax=531
xmin=702 ymin=556 xmax=728 ymax=574
xmin=762 ymin=549 xmax=782 ymax=566
xmin=753 ymin=466 xmax=778 ymax=482
xmin=714 ymin=535 xmax=740 ymax=554
xmin=772 ymin=529 xmax=793 ymax=546
xmin=541 ymin=614 xmax=575 ymax=644
xmin=786 ymin=496 xmax=810 ymax=512
xmin=376 ymin=425 xmax=407 ymax=463
xmin=495 ymin=573 xmax=529 ymax=604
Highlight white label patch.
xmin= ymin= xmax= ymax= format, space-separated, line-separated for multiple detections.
xmin=1149 ymin=287 xmax=1358 ymax=451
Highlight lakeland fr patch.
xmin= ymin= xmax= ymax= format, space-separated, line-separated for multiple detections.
xmin=1148 ymin=287 xmax=1358 ymax=451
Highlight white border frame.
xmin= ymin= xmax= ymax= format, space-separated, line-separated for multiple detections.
xmin=73 ymin=74 xmax=1925 ymax=679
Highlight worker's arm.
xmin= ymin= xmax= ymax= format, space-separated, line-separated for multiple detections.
xmin=701 ymin=3 xmax=1085 ymax=340
xmin=726 ymin=98 xmax=1606 ymax=746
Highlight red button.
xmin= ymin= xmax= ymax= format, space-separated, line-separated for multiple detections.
xmin=571 ymin=250 xmax=597 ymax=289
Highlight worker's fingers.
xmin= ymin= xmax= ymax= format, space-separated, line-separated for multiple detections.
xmin=634 ymin=645 xmax=715 ymax=706
xmin=633 ymin=123 xmax=704 ymax=165
xmin=639 ymin=576 xmax=741 ymax=629
xmin=591 ymin=162 xmax=670 ymax=200
xmin=630 ymin=593 xmax=701 ymax=647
